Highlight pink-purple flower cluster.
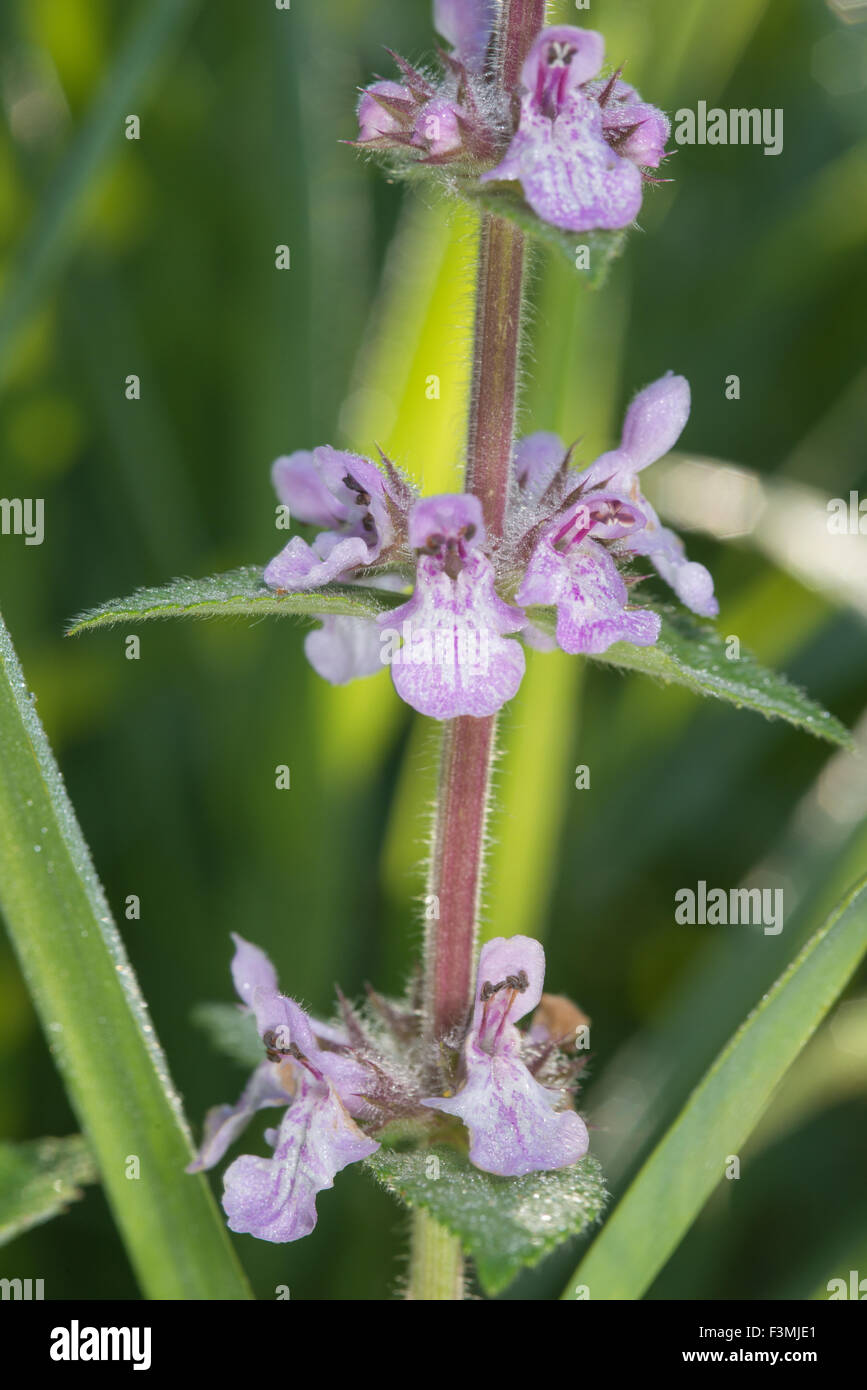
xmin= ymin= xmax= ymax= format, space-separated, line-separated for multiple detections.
xmin=263 ymin=372 xmax=717 ymax=719
xmin=354 ymin=6 xmax=671 ymax=235
xmin=190 ymin=933 xmax=589 ymax=1244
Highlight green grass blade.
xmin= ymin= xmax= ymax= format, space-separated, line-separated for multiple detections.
xmin=562 ymin=873 xmax=867 ymax=1300
xmin=0 ymin=0 xmax=200 ymax=383
xmin=0 ymin=608 xmax=251 ymax=1298
xmin=66 ymin=566 xmax=406 ymax=634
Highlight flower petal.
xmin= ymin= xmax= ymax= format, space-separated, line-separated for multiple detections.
xmin=263 ymin=533 xmax=370 ymax=592
xmin=271 ymin=452 xmax=349 ymax=529
xmin=382 ymin=552 xmax=525 ymax=719
xmin=519 ymin=536 xmax=660 ymax=654
xmin=304 ymin=616 xmax=386 ymax=685
xmin=473 ymin=935 xmax=546 ymax=1034
xmin=433 ymin=0 xmax=496 ymax=71
xmin=481 ymin=93 xmax=643 ymax=232
xmin=313 ymin=447 xmax=398 ymax=561
xmin=520 ymin=27 xmax=606 ymax=94
xmin=230 ymin=933 xmax=278 ymax=1009
xmin=222 ymin=1076 xmax=378 ymax=1242
xmin=521 ymin=620 xmax=558 ymax=652
xmin=187 ymin=1061 xmax=292 ymax=1173
xmin=625 ymin=502 xmax=719 ymax=617
xmin=240 ymin=977 xmax=370 ymax=1111
xmin=422 ymin=1037 xmax=588 ymax=1177
xmin=514 ymin=431 xmax=569 ymax=503
xmin=602 ymin=99 xmax=670 ymax=168
xmin=408 ymin=492 xmax=485 ymax=550
xmin=580 ymin=373 xmax=690 ymax=495
xmin=619 ymin=372 xmax=690 ymax=471
xmin=302 ymin=573 xmax=408 ymax=686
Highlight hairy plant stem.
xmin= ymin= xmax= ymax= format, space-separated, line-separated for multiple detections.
xmin=465 ymin=213 xmax=526 ymax=538
xmin=406 ymin=1209 xmax=465 ymax=1301
xmin=425 ymin=712 xmax=499 ymax=1044
xmin=498 ymin=0 xmax=548 ymax=92
xmin=410 ymin=0 xmax=542 ymax=1305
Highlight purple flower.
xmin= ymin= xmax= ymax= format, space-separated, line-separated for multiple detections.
xmin=581 ymin=373 xmax=718 ymax=617
xmin=193 ymin=933 xmax=595 ymax=1242
xmin=263 ymin=448 xmax=416 ymax=685
xmin=223 ymin=1072 xmax=378 ymax=1244
xmin=189 ymin=935 xmax=379 ymax=1244
xmin=260 ymin=371 xmax=717 ymax=707
xmin=509 ymin=373 xmax=718 ymax=653
xmin=422 ymin=936 xmax=589 ymax=1177
xmin=516 ymin=495 xmax=661 ymax=655
xmin=378 ymin=494 xmax=526 ymax=719
xmin=480 ymin=27 xmax=668 ymax=232
xmin=264 ymin=446 xmax=408 ymax=592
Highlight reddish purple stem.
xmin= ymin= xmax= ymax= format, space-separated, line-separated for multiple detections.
xmin=424 ymin=0 xmax=545 ymax=1048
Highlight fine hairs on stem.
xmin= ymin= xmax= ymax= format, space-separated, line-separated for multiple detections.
xmin=410 ymin=0 xmax=546 ymax=1302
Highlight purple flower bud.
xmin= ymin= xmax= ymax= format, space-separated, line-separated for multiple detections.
xmin=412 ymin=97 xmax=465 ymax=157
xmin=589 ymin=75 xmax=671 ymax=169
xmin=602 ymin=98 xmax=670 ymax=169
xmin=357 ymin=80 xmax=415 ymax=144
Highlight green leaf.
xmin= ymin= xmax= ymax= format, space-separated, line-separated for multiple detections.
xmin=67 ymin=565 xmax=406 ymax=634
xmin=0 ymin=608 xmax=251 ymax=1299
xmin=563 ymin=872 xmax=867 ymax=1301
xmin=0 ymin=0 xmax=202 ymax=383
xmin=0 ymin=1136 xmax=98 ymax=1246
xmin=191 ymin=1003 xmax=262 ymax=1069
xmin=71 ymin=572 xmax=848 ymax=748
xmin=530 ymin=603 xmax=851 ymax=747
xmin=367 ymin=1144 xmax=607 ymax=1296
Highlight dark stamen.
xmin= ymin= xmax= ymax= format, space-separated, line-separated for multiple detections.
xmin=343 ymin=473 xmax=372 ymax=507
xmin=480 ymin=979 xmax=506 ymax=1002
xmin=505 ymin=969 xmax=529 ymax=992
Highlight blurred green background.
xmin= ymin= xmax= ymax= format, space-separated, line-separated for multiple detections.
xmin=1 ymin=0 xmax=866 ymax=1299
